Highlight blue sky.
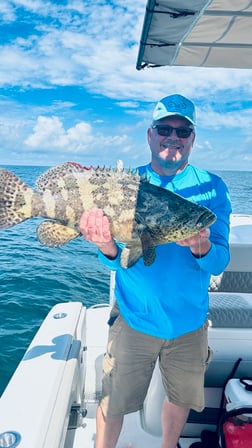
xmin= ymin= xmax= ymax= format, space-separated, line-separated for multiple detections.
xmin=0 ymin=0 xmax=251 ymax=171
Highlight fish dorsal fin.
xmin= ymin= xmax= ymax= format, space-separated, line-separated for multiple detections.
xmin=120 ymin=245 xmax=143 ymax=269
xmin=139 ymin=230 xmax=156 ymax=266
xmin=37 ymin=220 xmax=80 ymax=247
xmin=35 ymin=162 xmax=141 ymax=193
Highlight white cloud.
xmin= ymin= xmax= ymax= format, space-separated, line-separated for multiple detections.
xmin=24 ymin=115 xmax=128 ymax=154
xmin=0 ymin=1 xmax=16 ymax=21
xmin=116 ymin=101 xmax=139 ymax=109
xmin=198 ymin=107 xmax=252 ymax=130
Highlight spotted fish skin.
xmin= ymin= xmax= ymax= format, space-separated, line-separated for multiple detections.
xmin=0 ymin=162 xmax=216 ymax=268
xmin=0 ymin=169 xmax=41 ymax=228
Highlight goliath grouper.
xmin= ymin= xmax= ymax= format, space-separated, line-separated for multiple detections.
xmin=0 ymin=162 xmax=216 ymax=268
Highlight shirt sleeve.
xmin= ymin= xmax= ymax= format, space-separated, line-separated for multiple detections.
xmin=98 ymin=243 xmax=123 ymax=270
xmin=194 ymin=176 xmax=232 ymax=275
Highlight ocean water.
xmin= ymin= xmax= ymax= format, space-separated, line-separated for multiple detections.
xmin=0 ymin=165 xmax=252 ymax=396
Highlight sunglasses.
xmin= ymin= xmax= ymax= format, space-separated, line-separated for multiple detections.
xmin=152 ymin=125 xmax=194 ymax=138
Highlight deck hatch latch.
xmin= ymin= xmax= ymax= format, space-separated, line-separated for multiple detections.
xmin=68 ymin=404 xmax=87 ymax=429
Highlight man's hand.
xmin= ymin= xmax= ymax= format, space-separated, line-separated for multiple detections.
xmin=79 ymin=208 xmax=118 ymax=259
xmin=176 ymin=228 xmax=211 ymax=257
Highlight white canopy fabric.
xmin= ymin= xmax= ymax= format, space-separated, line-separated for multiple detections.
xmin=136 ymin=0 xmax=252 ymax=70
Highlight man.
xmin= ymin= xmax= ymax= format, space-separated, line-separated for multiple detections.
xmin=79 ymin=94 xmax=231 ymax=448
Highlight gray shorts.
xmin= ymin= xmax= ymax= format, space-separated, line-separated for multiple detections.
xmin=100 ymin=306 xmax=212 ymax=418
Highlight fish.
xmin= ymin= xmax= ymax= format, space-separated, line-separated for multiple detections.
xmin=0 ymin=162 xmax=216 ymax=268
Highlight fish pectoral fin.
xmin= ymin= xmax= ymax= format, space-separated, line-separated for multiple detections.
xmin=120 ymin=245 xmax=143 ymax=269
xmin=37 ymin=221 xmax=80 ymax=247
xmin=140 ymin=230 xmax=156 ymax=266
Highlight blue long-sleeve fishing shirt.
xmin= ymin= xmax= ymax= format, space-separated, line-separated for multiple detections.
xmin=98 ymin=163 xmax=232 ymax=339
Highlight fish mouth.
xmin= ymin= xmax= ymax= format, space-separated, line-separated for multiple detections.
xmin=196 ymin=210 xmax=217 ymax=228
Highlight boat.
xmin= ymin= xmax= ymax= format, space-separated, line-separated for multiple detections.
xmin=0 ymin=1 xmax=252 ymax=447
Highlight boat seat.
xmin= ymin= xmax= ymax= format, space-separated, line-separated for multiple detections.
xmin=208 ymin=292 xmax=252 ymax=328
xmin=209 ymin=271 xmax=252 ymax=293
xmin=209 ymin=239 xmax=252 ymax=294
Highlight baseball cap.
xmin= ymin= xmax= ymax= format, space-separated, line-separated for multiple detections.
xmin=153 ymin=94 xmax=196 ymax=125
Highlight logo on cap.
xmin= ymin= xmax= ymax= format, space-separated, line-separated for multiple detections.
xmin=153 ymin=94 xmax=196 ymax=125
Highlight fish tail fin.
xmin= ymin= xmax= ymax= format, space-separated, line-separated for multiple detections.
xmin=0 ymin=168 xmax=34 ymax=229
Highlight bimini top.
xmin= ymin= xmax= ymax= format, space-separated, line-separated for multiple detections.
xmin=136 ymin=0 xmax=252 ymax=70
